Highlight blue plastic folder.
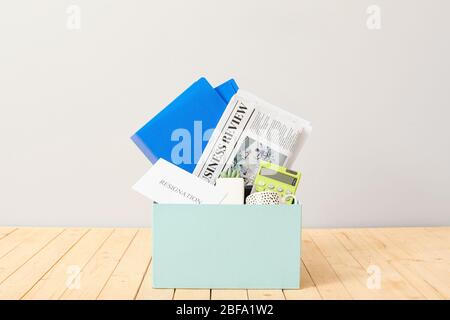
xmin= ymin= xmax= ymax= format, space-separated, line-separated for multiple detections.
xmin=131 ymin=78 xmax=239 ymax=173
xmin=152 ymin=204 xmax=302 ymax=289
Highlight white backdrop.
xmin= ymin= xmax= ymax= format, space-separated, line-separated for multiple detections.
xmin=1 ymin=0 xmax=449 ymax=227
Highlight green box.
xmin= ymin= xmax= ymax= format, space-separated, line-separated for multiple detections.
xmin=152 ymin=203 xmax=302 ymax=289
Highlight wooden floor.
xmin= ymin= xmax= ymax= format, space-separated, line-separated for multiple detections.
xmin=0 ymin=227 xmax=448 ymax=300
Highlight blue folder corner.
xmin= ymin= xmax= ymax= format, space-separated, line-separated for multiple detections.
xmin=131 ymin=78 xmax=239 ymax=173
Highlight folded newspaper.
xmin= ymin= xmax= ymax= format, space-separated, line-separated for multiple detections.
xmin=194 ymin=90 xmax=312 ymax=186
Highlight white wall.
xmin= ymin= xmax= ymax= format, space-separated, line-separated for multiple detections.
xmin=0 ymin=0 xmax=449 ymax=227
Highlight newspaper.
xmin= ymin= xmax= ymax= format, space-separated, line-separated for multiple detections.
xmin=193 ymin=90 xmax=312 ymax=186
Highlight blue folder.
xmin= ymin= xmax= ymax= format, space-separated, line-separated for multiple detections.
xmin=131 ymin=78 xmax=238 ymax=173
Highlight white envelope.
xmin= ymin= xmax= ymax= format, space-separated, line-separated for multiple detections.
xmin=133 ymin=159 xmax=227 ymax=204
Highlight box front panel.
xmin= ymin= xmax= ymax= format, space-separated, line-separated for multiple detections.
xmin=152 ymin=204 xmax=301 ymax=289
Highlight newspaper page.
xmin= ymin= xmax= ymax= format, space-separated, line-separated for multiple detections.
xmin=193 ymin=90 xmax=312 ymax=186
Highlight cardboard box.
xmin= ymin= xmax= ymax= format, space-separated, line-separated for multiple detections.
xmin=152 ymin=203 xmax=302 ymax=289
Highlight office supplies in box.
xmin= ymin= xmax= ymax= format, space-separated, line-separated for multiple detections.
xmin=130 ymin=76 xmax=311 ymax=290
xmin=131 ymin=78 xmax=239 ymax=173
xmin=252 ymin=161 xmax=301 ymax=204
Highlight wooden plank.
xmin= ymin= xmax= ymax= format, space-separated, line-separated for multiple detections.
xmin=211 ymin=289 xmax=248 ymax=300
xmin=382 ymin=228 xmax=450 ymax=263
xmin=135 ymin=261 xmax=174 ymax=300
xmin=356 ymin=228 xmax=411 ymax=261
xmin=301 ymin=232 xmax=351 ymax=299
xmin=357 ymin=228 xmax=446 ymax=299
xmin=389 ymin=259 xmax=446 ymax=299
xmin=98 ymin=229 xmax=151 ymax=300
xmin=247 ymin=289 xmax=285 ymax=300
xmin=408 ymin=260 xmax=450 ymax=299
xmin=173 ymin=289 xmax=210 ymax=300
xmin=23 ymin=228 xmax=113 ymax=300
xmin=0 ymin=227 xmax=17 ymax=241
xmin=425 ymin=226 xmax=450 ymax=253
xmin=0 ymin=228 xmax=38 ymax=260
xmin=284 ymin=262 xmax=322 ymax=300
xmin=425 ymin=227 xmax=450 ymax=254
xmin=60 ymin=228 xmax=137 ymax=300
xmin=363 ymin=228 xmax=450 ymax=299
xmin=421 ymin=228 xmax=450 ymax=262
xmin=0 ymin=228 xmax=88 ymax=299
xmin=305 ymin=230 xmax=387 ymax=299
xmin=0 ymin=228 xmax=64 ymax=285
xmin=0 ymin=226 xmax=445 ymax=301
xmin=333 ymin=229 xmax=424 ymax=299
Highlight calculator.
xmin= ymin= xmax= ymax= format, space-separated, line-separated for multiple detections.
xmin=252 ymin=161 xmax=301 ymax=204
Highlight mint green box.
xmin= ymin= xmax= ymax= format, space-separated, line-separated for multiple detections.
xmin=152 ymin=204 xmax=302 ymax=289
